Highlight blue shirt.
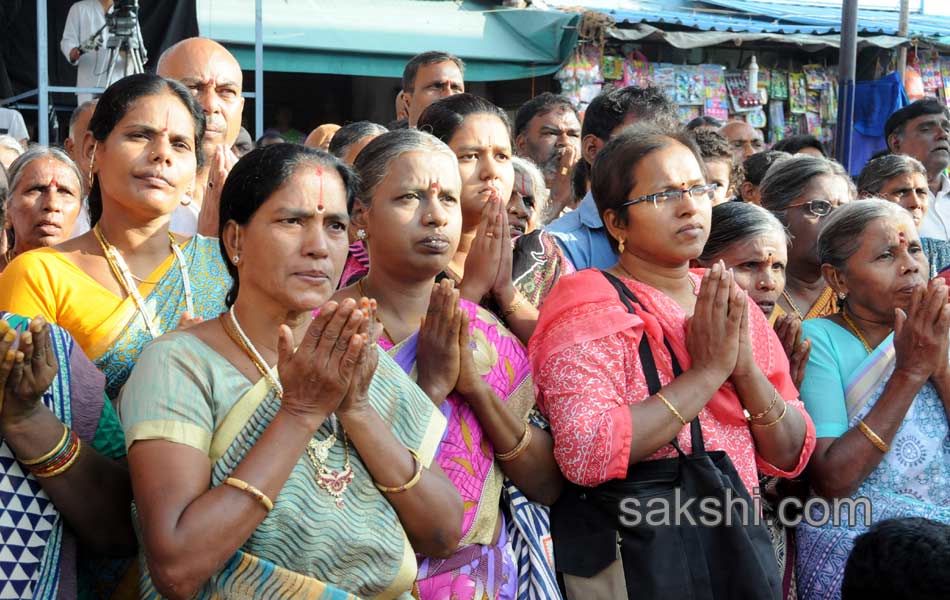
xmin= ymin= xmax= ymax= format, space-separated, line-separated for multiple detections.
xmin=544 ymin=191 xmax=617 ymax=271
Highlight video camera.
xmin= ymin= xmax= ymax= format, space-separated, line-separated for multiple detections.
xmin=106 ymin=0 xmax=140 ymax=39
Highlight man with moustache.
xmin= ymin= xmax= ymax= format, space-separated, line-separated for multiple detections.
xmin=157 ymin=37 xmax=244 ymax=235
xmin=545 ymin=85 xmax=678 ymax=270
xmin=514 ymin=92 xmax=581 ymax=224
xmin=401 ymin=51 xmax=465 ymax=127
xmin=886 ymin=99 xmax=950 ymax=240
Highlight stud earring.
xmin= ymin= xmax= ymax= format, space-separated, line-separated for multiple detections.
xmin=357 ymin=229 xmax=367 ymax=240
xmin=838 ymin=292 xmax=846 ymax=300
xmin=232 ymin=255 xmax=240 ymax=265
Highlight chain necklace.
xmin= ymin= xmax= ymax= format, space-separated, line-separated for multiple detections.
xmin=781 ymin=290 xmax=804 ymax=320
xmin=840 ymin=307 xmax=889 ymax=355
xmin=93 ymin=223 xmax=193 ymax=338
xmin=224 ymin=306 xmax=353 ymax=508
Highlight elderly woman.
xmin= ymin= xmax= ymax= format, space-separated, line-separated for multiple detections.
xmin=0 ymin=148 xmax=83 ymax=271
xmin=0 ymin=74 xmax=231 ymax=401
xmin=508 ymin=156 xmax=548 ymax=239
xmin=340 ymin=128 xmax=562 ymax=599
xmin=795 ymin=199 xmax=950 ymax=600
xmin=698 ymin=201 xmax=810 ymax=387
xmin=760 ymin=155 xmax=855 ymax=321
xmin=857 ymin=153 xmax=950 ymax=276
xmin=531 ymin=123 xmax=815 ymax=598
xmin=119 ymin=143 xmax=462 ymax=599
xmin=0 ymin=314 xmax=133 ymax=598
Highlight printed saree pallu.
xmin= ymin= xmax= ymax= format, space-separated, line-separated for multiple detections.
xmin=796 ymin=335 xmax=950 ymax=600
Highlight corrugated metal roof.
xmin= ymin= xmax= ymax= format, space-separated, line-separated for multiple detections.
xmin=592 ymin=0 xmax=950 ymax=38
xmin=700 ymin=0 xmax=950 ymax=37
xmin=598 ymin=4 xmax=836 ymax=35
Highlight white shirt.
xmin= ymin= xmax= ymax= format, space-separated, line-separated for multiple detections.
xmin=60 ymin=0 xmax=128 ymax=103
xmin=918 ymin=172 xmax=950 ymax=241
xmin=169 ymin=202 xmax=200 ymax=236
xmin=0 ymin=108 xmax=29 ymax=142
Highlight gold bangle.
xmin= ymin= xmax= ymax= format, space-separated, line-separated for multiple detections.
xmin=745 ymin=388 xmax=779 ymax=422
xmin=496 ymin=422 xmax=533 ymax=462
xmin=35 ymin=438 xmax=82 ymax=478
xmin=375 ymin=449 xmax=424 ymax=493
xmin=502 ymin=293 xmax=527 ymax=317
xmin=20 ymin=423 xmax=70 ymax=466
xmin=856 ymin=419 xmax=890 ymax=453
xmin=224 ymin=477 xmax=274 ymax=513
xmin=750 ymin=400 xmax=788 ymax=428
xmin=656 ymin=392 xmax=687 ymax=426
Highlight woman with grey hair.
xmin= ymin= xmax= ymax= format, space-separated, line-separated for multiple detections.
xmin=328 ymin=120 xmax=388 ymax=165
xmin=796 ymin=199 xmax=950 ymax=600
xmin=857 ymin=154 xmax=950 ymax=276
xmin=0 ymin=147 xmax=83 ymax=271
xmin=509 ymin=156 xmax=548 ymax=235
xmin=0 ymin=134 xmax=23 ymax=169
xmin=760 ymin=154 xmax=855 ymax=321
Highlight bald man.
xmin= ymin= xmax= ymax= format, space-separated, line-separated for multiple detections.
xmin=720 ymin=120 xmax=765 ymax=163
xmin=157 ymin=37 xmax=244 ymax=235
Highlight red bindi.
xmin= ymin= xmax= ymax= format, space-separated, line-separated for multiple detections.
xmin=315 ymin=166 xmax=325 ymax=212
xmin=429 ymin=182 xmax=440 ymax=194
xmin=48 ymin=177 xmax=58 ymax=189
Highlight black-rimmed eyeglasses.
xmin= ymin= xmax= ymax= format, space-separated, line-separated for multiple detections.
xmin=622 ymin=183 xmax=719 ymax=208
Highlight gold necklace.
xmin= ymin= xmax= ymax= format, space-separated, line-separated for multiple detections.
xmin=781 ymin=290 xmax=805 ymax=320
xmin=223 ymin=308 xmax=353 ymax=508
xmin=840 ymin=308 xmax=889 ymax=355
xmin=93 ymin=224 xmax=193 ymax=338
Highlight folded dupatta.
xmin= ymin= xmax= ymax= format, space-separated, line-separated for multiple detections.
xmin=529 ymin=269 xmax=790 ymax=427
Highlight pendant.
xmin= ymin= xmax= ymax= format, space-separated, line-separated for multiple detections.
xmin=307 ymin=435 xmax=336 ymax=464
xmin=317 ymin=464 xmax=354 ymax=509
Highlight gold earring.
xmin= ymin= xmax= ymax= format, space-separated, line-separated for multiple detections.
xmin=618 ymin=238 xmax=625 ymax=254
xmin=87 ymin=142 xmax=97 ymax=190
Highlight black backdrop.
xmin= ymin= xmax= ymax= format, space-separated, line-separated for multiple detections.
xmin=1 ymin=0 xmax=198 ymax=136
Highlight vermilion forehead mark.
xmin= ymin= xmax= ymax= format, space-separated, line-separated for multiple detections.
xmin=48 ymin=177 xmax=58 ymax=189
xmin=162 ymin=109 xmax=170 ymax=133
xmin=429 ymin=182 xmax=440 ymax=194
xmin=315 ymin=166 xmax=325 ymax=212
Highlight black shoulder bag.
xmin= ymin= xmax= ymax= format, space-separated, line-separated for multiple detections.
xmin=550 ymin=271 xmax=781 ymax=600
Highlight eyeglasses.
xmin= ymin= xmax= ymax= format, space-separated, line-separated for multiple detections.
xmin=623 ymin=183 xmax=719 ymax=208
xmin=786 ymin=199 xmax=835 ymax=217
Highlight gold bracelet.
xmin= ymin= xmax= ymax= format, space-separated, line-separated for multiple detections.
xmin=750 ymin=400 xmax=788 ymax=428
xmin=496 ymin=422 xmax=533 ymax=462
xmin=224 ymin=477 xmax=274 ymax=513
xmin=502 ymin=293 xmax=527 ymax=317
xmin=20 ymin=423 xmax=70 ymax=466
xmin=856 ymin=419 xmax=890 ymax=453
xmin=656 ymin=392 xmax=687 ymax=426
xmin=375 ymin=449 xmax=424 ymax=493
xmin=745 ymin=388 xmax=779 ymax=422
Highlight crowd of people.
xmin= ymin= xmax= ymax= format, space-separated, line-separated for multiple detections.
xmin=1 ymin=36 xmax=950 ymax=600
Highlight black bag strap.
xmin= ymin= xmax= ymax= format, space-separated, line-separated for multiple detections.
xmin=601 ymin=270 xmax=706 ymax=455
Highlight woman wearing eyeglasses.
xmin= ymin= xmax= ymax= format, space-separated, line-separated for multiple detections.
xmin=760 ymin=155 xmax=855 ymax=322
xmin=857 ymin=153 xmax=950 ymax=277
xmin=530 ymin=124 xmax=815 ymax=598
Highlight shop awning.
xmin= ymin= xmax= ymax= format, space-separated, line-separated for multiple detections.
xmin=196 ymin=0 xmax=580 ymax=81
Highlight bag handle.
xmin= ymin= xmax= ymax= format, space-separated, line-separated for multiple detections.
xmin=601 ymin=271 xmax=706 ymax=455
